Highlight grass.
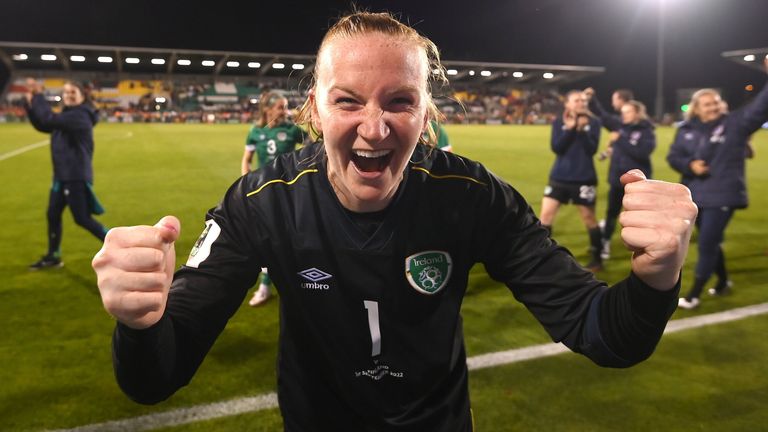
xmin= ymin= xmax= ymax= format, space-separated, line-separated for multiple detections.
xmin=0 ymin=122 xmax=765 ymax=431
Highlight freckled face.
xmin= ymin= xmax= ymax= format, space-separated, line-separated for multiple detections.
xmin=312 ymin=34 xmax=430 ymax=212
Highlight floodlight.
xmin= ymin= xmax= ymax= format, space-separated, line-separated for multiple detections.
xmin=97 ymin=56 xmax=113 ymax=63
xmin=273 ymin=63 xmax=285 ymax=69
xmin=155 ymin=97 xmax=167 ymax=103
xmin=41 ymin=54 xmax=57 ymax=61
xmin=468 ymin=70 xmax=475 ymax=76
xmin=125 ymin=57 xmax=140 ymax=64
xmin=202 ymin=60 xmax=216 ymax=67
xmin=248 ymin=62 xmax=261 ymax=68
xmin=543 ymin=72 xmax=554 ymax=79
xmin=13 ymin=53 xmax=28 ymax=61
xmin=513 ymin=71 xmax=524 ymax=78
xmin=70 ymin=55 xmax=85 ymax=62
xmin=250 ymin=98 xmax=258 ymax=104
xmin=151 ymin=58 xmax=166 ymax=65
xmin=226 ymin=61 xmax=240 ymax=67
xmin=292 ymin=63 xmax=304 ymax=70
xmin=744 ymin=54 xmax=756 ymax=62
xmin=177 ymin=59 xmax=191 ymax=66
xmin=480 ymin=70 xmax=491 ymax=77
xmin=446 ymin=69 xmax=458 ymax=75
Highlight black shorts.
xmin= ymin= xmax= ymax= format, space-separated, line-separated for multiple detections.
xmin=544 ymin=180 xmax=597 ymax=206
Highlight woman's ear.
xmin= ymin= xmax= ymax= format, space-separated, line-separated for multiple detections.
xmin=310 ymin=90 xmax=322 ymax=132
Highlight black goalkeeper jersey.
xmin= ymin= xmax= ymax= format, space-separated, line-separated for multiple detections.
xmin=113 ymin=143 xmax=678 ymax=431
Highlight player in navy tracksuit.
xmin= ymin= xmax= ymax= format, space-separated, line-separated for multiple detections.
xmin=92 ymin=12 xmax=698 ymax=431
xmin=600 ymin=101 xmax=655 ymax=262
xmin=584 ymin=87 xmax=637 ymax=260
xmin=540 ymin=90 xmax=604 ymax=271
xmin=25 ymin=80 xmax=107 ymax=269
xmin=668 ymin=59 xmax=768 ymax=309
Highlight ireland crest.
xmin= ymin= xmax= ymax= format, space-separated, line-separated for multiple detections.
xmin=405 ymin=250 xmax=452 ymax=295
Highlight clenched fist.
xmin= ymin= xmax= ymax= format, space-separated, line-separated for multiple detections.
xmin=92 ymin=216 xmax=181 ymax=329
xmin=619 ymin=170 xmax=698 ymax=291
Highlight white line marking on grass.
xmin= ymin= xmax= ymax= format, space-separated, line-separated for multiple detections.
xmin=50 ymin=302 xmax=768 ymax=432
xmin=47 ymin=393 xmax=278 ymax=432
xmin=0 ymin=140 xmax=48 ymax=162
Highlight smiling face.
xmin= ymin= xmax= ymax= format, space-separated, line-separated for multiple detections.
xmin=565 ymin=91 xmax=587 ymax=113
xmin=693 ymin=92 xmax=723 ymax=123
xmin=62 ymin=83 xmax=84 ymax=107
xmin=312 ymin=33 xmax=430 ymax=212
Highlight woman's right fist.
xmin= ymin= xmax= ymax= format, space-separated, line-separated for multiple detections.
xmin=92 ymin=216 xmax=181 ymax=329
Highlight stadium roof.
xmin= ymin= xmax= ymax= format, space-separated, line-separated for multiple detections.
xmin=0 ymin=41 xmax=604 ymax=88
xmin=721 ymin=47 xmax=768 ymax=72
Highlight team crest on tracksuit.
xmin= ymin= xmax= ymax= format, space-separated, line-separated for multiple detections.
xmin=404 ymin=251 xmax=452 ymax=295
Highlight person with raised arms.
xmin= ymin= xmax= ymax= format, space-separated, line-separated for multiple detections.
xmin=93 ymin=11 xmax=697 ymax=431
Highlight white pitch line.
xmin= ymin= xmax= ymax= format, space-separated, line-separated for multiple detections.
xmin=46 ymin=393 xmax=279 ymax=432
xmin=49 ymin=302 xmax=768 ymax=432
xmin=0 ymin=139 xmax=49 ymax=162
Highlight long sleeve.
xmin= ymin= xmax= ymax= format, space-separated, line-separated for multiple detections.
xmin=589 ymin=272 xmax=679 ymax=366
xmin=580 ymin=118 xmax=601 ymax=155
xmin=477 ymin=171 xmax=675 ymax=367
xmin=551 ymin=121 xmax=576 ymax=154
xmin=25 ymin=95 xmax=53 ymax=133
xmin=589 ymin=97 xmax=622 ymax=132
xmin=666 ymin=129 xmax=695 ymax=176
xmin=734 ymin=80 xmax=768 ymax=136
xmin=112 ymin=178 xmax=262 ymax=404
xmin=613 ymin=128 xmax=656 ymax=161
xmin=26 ymin=94 xmax=93 ymax=132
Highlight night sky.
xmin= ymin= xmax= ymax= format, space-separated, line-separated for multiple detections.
xmin=1 ymin=0 xmax=767 ymax=111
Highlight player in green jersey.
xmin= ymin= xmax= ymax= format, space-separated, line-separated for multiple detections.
xmin=241 ymin=91 xmax=306 ymax=306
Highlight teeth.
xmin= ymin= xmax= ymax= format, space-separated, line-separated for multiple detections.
xmin=352 ymin=149 xmax=391 ymax=158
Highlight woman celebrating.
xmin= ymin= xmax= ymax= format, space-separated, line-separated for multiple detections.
xmin=669 ymin=58 xmax=768 ymax=310
xmin=539 ymin=90 xmax=604 ymax=271
xmin=93 ymin=12 xmax=696 ymax=430
xmin=241 ymin=91 xmax=306 ymax=306
xmin=26 ymin=80 xmax=107 ymax=269
xmin=600 ymin=100 xmax=656 ymax=261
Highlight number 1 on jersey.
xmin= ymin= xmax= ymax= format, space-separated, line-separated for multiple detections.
xmin=363 ymin=300 xmax=381 ymax=357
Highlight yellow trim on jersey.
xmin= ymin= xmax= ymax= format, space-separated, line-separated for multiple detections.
xmin=410 ymin=166 xmax=487 ymax=186
xmin=246 ymin=168 xmax=319 ymax=197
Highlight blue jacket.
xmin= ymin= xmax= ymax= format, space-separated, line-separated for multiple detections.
xmin=666 ymin=83 xmax=768 ymax=209
xmin=588 ymin=97 xmax=622 ymax=132
xmin=549 ymin=116 xmax=601 ymax=184
xmin=608 ymin=120 xmax=655 ymax=186
xmin=26 ymin=94 xmax=99 ymax=183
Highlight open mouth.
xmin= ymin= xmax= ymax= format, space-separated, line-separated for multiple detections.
xmin=350 ymin=149 xmax=393 ymax=173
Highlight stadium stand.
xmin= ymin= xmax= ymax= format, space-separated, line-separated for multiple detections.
xmin=0 ymin=42 xmax=606 ymax=125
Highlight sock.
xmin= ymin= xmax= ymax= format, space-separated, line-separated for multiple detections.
xmin=588 ymin=227 xmax=602 ymax=261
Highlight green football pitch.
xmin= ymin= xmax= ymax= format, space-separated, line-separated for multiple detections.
xmin=0 ymin=123 xmax=766 ymax=431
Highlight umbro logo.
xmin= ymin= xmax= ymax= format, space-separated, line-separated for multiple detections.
xmin=297 ymin=267 xmax=333 ymax=282
xmin=297 ymin=267 xmax=333 ymax=290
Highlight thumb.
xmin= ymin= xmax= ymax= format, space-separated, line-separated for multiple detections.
xmin=620 ymin=169 xmax=646 ymax=186
xmin=155 ymin=215 xmax=181 ymax=244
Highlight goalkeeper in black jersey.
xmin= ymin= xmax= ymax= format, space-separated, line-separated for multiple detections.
xmin=93 ymin=12 xmax=698 ymax=432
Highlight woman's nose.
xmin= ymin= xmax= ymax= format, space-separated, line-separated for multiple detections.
xmin=357 ymin=107 xmax=390 ymax=142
